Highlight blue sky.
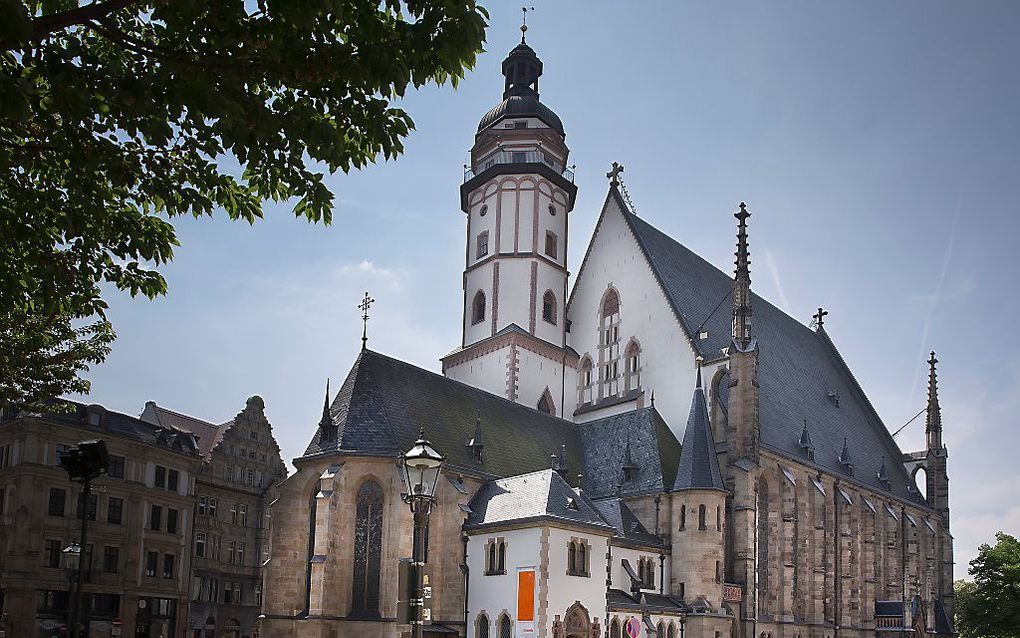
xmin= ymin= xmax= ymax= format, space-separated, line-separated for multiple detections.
xmin=80 ymin=2 xmax=1020 ymax=579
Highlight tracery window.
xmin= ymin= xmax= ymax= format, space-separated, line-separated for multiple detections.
xmin=542 ymin=290 xmax=557 ymax=325
xmin=756 ymin=480 xmax=770 ymax=608
xmin=472 ymin=291 xmax=486 ymax=325
xmin=485 ymin=538 xmax=506 ymax=574
xmin=351 ymin=480 xmax=384 ymax=616
xmin=624 ymin=339 xmax=641 ymax=392
xmin=578 ymin=356 xmax=594 ymax=406
xmin=599 ymin=289 xmax=622 ymax=399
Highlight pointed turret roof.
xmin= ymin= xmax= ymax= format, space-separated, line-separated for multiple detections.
xmin=673 ymin=363 xmax=726 ymax=492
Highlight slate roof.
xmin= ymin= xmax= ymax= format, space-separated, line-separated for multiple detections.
xmin=464 ymin=469 xmax=612 ymax=532
xmin=141 ymin=402 xmax=225 ymax=458
xmin=17 ymin=401 xmax=201 ymax=458
xmin=608 ymin=589 xmax=686 ymax=613
xmin=613 ymin=188 xmax=925 ymax=503
xmin=576 ymin=407 xmax=682 ymax=499
xmin=673 ymin=372 xmax=726 ymax=492
xmin=592 ymin=498 xmax=666 ymax=548
xmin=303 ymin=350 xmax=585 ymax=480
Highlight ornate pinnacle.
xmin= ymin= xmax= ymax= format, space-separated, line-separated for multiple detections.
xmin=926 ymin=351 xmax=943 ymax=450
xmin=732 ymin=202 xmax=753 ymax=345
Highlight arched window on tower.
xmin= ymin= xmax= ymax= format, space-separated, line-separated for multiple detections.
xmin=578 ymin=356 xmax=594 ymax=406
xmin=679 ymin=504 xmax=686 ymax=530
xmin=351 ymin=480 xmax=384 ymax=617
xmin=599 ymin=289 xmax=622 ymax=399
xmin=542 ymin=290 xmax=557 ymax=325
xmin=698 ymin=504 xmax=707 ymax=530
xmin=472 ymin=291 xmax=486 ymax=325
xmin=624 ymin=339 xmax=641 ymax=392
xmin=476 ymin=231 xmax=489 ymax=259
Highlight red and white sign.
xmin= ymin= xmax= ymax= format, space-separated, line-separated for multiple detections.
xmin=625 ymin=617 xmax=641 ymax=638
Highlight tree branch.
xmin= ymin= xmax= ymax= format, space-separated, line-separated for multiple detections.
xmin=2 ymin=0 xmax=143 ymax=50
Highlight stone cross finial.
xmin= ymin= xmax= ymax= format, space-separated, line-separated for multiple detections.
xmin=813 ymin=307 xmax=828 ymax=330
xmin=607 ymin=161 xmax=624 ymax=186
xmin=358 ymin=291 xmax=375 ymax=350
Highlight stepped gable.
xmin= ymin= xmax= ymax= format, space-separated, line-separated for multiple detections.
xmin=577 ymin=407 xmax=681 ymax=499
xmin=465 ymin=469 xmax=612 ymax=532
xmin=302 ymin=349 xmax=585 ymax=481
xmin=614 ymin=188 xmax=922 ymax=502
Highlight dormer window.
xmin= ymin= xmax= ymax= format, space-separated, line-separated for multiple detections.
xmin=87 ymin=411 xmax=102 ymax=427
xmin=514 ymin=121 xmax=527 ymax=129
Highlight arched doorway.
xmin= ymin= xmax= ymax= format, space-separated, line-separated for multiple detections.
xmin=564 ymin=603 xmax=590 ymax=638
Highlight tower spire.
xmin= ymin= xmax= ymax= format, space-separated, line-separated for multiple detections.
xmin=926 ymin=351 xmax=943 ymax=451
xmin=732 ymin=202 xmax=753 ymax=348
xmin=318 ymin=379 xmax=331 ymax=427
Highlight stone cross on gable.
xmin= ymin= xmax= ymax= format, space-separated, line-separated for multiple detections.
xmin=813 ymin=307 xmax=828 ymax=330
xmin=607 ymin=162 xmax=624 ymax=186
xmin=358 ymin=291 xmax=375 ymax=350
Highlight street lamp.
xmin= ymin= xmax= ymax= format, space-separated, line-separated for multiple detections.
xmin=59 ymin=440 xmax=109 ymax=638
xmin=401 ymin=429 xmax=443 ymax=638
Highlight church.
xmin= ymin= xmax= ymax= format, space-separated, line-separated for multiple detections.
xmin=258 ymin=31 xmax=954 ymax=638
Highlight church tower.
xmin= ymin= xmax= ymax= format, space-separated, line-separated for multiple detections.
xmin=442 ymin=27 xmax=578 ymax=415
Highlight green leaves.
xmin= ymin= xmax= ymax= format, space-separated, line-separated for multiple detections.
xmin=0 ymin=0 xmax=487 ymax=406
xmin=956 ymin=533 xmax=1020 ymax=638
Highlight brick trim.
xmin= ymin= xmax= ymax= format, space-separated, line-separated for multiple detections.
xmin=529 ymin=261 xmax=538 ymax=333
xmin=442 ymin=329 xmax=579 ymax=372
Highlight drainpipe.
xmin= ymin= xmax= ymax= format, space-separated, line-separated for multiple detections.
xmin=653 ymin=496 xmax=661 ymax=540
xmin=658 ymin=554 xmax=665 ymax=595
xmin=463 ymin=534 xmax=470 ymax=636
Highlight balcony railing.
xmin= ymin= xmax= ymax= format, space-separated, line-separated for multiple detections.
xmin=464 ymin=150 xmax=575 ymax=183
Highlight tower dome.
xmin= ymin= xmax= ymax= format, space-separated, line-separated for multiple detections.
xmin=476 ymin=40 xmax=564 ymax=135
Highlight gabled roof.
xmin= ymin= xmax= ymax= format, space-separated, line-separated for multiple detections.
xmin=609 ymin=187 xmax=924 ymax=502
xmin=465 ymin=469 xmax=612 ymax=532
xmin=303 ymin=350 xmax=585 ymax=479
xmin=673 ymin=373 xmax=726 ymax=492
xmin=141 ymin=402 xmax=225 ymax=458
xmin=576 ymin=407 xmax=681 ymax=499
xmin=592 ymin=498 xmax=666 ymax=548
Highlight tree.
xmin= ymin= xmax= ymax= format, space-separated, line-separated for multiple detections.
xmin=0 ymin=0 xmax=487 ymax=407
xmin=955 ymin=532 xmax=1020 ymax=638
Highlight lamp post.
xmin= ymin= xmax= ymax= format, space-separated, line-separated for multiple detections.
xmin=401 ymin=429 xmax=444 ymax=638
xmin=59 ymin=440 xmax=109 ymax=638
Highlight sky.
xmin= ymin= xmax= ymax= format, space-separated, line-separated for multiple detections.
xmin=77 ymin=2 xmax=1020 ymax=580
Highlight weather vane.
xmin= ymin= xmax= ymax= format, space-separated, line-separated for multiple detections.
xmin=358 ymin=291 xmax=375 ymax=350
xmin=521 ymin=6 xmax=535 ymax=42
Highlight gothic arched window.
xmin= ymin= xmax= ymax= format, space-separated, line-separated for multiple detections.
xmin=542 ymin=290 xmax=557 ymax=325
xmin=679 ymin=504 xmax=686 ymax=530
xmin=657 ymin=622 xmax=665 ymax=638
xmin=487 ymin=541 xmax=497 ymax=574
xmin=578 ymin=356 xmax=594 ymax=406
xmin=578 ymin=542 xmax=587 ymax=575
xmin=698 ymin=504 xmax=707 ymax=530
xmin=477 ymin=613 xmax=490 ymax=638
xmin=537 ymin=390 xmax=554 ymax=415
xmin=667 ymin=623 xmax=676 ymax=638
xmin=568 ymin=541 xmax=577 ymax=574
xmin=498 ymin=614 xmax=512 ymax=638
xmin=610 ymin=619 xmax=621 ymax=638
xmin=351 ymin=480 xmax=384 ymax=616
xmin=472 ymin=291 xmax=486 ymax=325
xmin=624 ymin=339 xmax=641 ymax=391
xmin=599 ymin=288 xmax=622 ymax=399
xmin=497 ymin=540 xmax=506 ymax=572
xmin=757 ymin=480 xmax=770 ymax=605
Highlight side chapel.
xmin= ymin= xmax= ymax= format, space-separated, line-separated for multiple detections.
xmin=259 ymin=28 xmax=954 ymax=638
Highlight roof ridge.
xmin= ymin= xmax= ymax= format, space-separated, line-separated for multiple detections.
xmin=150 ymin=403 xmax=221 ymax=428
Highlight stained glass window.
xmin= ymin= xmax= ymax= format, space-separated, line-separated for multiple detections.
xmin=351 ymin=480 xmax=384 ymax=616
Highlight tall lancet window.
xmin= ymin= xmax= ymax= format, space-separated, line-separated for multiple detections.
xmin=472 ymin=291 xmax=486 ymax=325
xmin=599 ymin=288 xmax=622 ymax=400
xmin=756 ymin=479 xmax=770 ymax=614
xmin=624 ymin=339 xmax=641 ymax=392
xmin=578 ymin=356 xmax=594 ymax=406
xmin=351 ymin=480 xmax=384 ymax=616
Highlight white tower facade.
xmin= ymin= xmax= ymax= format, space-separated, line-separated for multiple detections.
xmin=442 ymin=37 xmax=579 ymax=416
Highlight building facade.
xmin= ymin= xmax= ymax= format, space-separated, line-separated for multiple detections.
xmin=259 ymin=31 xmax=954 ymax=638
xmin=0 ymin=402 xmax=203 ymax=638
xmin=141 ymin=396 xmax=287 ymax=638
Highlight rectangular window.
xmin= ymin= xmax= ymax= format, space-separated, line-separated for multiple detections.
xmin=150 ymin=504 xmax=162 ymax=531
xmin=477 ymin=232 xmax=489 ymax=258
xmin=167 ymin=468 xmax=179 ymax=492
xmin=48 ymin=487 xmax=66 ymax=517
xmin=230 ymin=503 xmax=238 ymax=525
xmin=255 ymin=584 xmax=262 ymax=606
xmin=54 ymin=444 xmax=69 ymax=466
xmin=249 ymin=449 xmax=256 ymax=459
xmin=196 ymin=532 xmax=207 ymax=558
xmin=77 ymin=492 xmax=98 ymax=521
xmin=514 ymin=121 xmax=528 ymax=129
xmin=154 ymin=465 xmax=166 ymax=488
xmin=209 ymin=498 xmax=217 ymax=518
xmin=545 ymin=231 xmax=557 ymax=259
xmin=44 ymin=539 xmax=61 ymax=568
xmin=146 ymin=551 xmax=158 ymax=577
xmin=107 ymin=496 xmax=123 ymax=525
xmin=239 ymin=504 xmax=247 ymax=527
xmin=262 ymin=542 xmax=271 ymax=563
xmin=103 ymin=546 xmax=119 ymax=573
xmin=235 ymin=466 xmax=242 ymax=482
xmin=198 ymin=496 xmax=207 ymax=515
xmin=237 ymin=542 xmax=245 ymax=566
xmin=166 ymin=508 xmax=178 ymax=534
xmin=227 ymin=540 xmax=236 ymax=564
xmin=0 ymin=444 xmax=11 ymax=468
xmin=107 ymin=455 xmax=125 ymax=479
xmin=247 ymin=468 xmax=254 ymax=486
xmin=512 ymin=151 xmax=527 ymax=163
xmin=162 ymin=553 xmax=175 ymax=579
xmin=258 ymin=472 xmax=264 ymax=488
xmin=225 ymin=464 xmax=232 ymax=481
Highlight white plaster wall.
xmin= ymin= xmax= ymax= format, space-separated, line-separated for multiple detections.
xmin=534 ymin=262 xmax=566 ymax=346
xmin=467 ymin=528 xmax=542 ymax=638
xmin=609 ymin=545 xmax=669 ymax=594
xmin=497 ymin=259 xmax=535 ymax=332
xmin=515 ymin=348 xmax=568 ymax=418
xmin=445 ymin=346 xmax=511 ymax=401
xmin=464 ymin=260 xmax=496 ymax=345
xmin=545 ymin=527 xmax=609 ymax=627
xmin=566 ymin=197 xmax=699 ymax=439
